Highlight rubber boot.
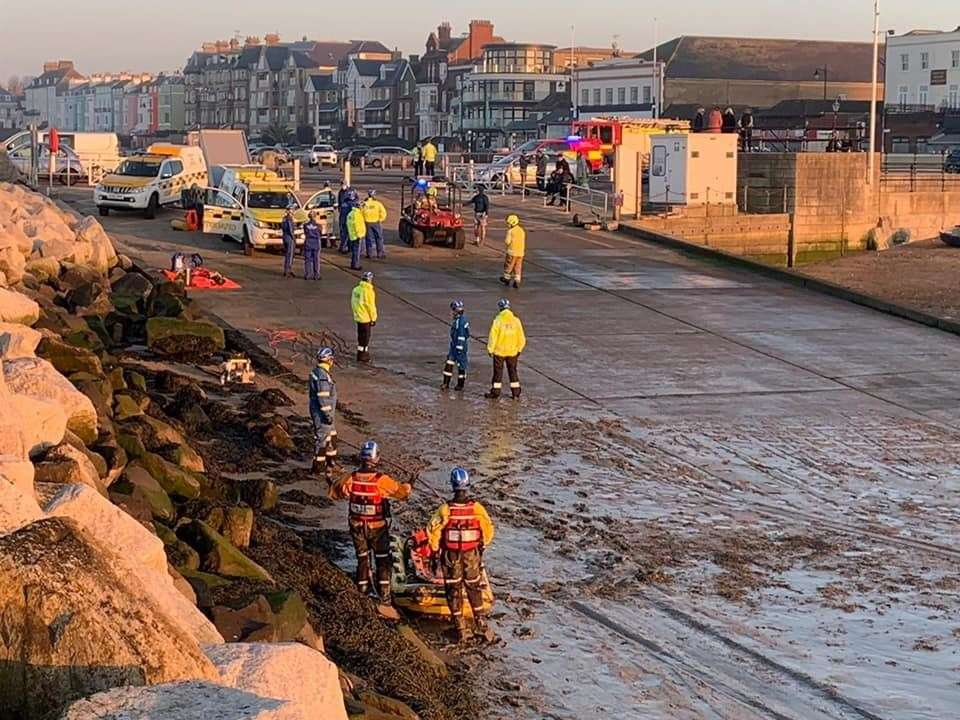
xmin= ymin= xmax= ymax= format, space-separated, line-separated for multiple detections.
xmin=473 ymin=615 xmax=494 ymax=643
xmin=454 ymin=617 xmax=470 ymax=643
xmin=484 ymin=390 xmax=500 ymax=399
xmin=511 ymin=387 xmax=522 ymax=400
xmin=455 ymin=376 xmax=465 ymax=391
xmin=512 ymin=280 xmax=520 ymax=289
xmin=311 ymin=456 xmax=324 ymax=475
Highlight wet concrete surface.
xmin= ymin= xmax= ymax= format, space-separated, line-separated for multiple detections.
xmin=59 ymin=168 xmax=960 ymax=719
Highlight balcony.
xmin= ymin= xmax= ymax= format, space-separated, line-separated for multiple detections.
xmin=461 ymin=90 xmax=539 ymax=104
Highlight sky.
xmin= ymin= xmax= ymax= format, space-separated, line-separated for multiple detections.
xmin=0 ymin=1 xmax=955 ymax=81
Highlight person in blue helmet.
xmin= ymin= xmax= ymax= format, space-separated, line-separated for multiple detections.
xmin=309 ymin=347 xmax=338 ymax=481
xmin=426 ymin=466 xmax=495 ymax=642
xmin=441 ymin=299 xmax=470 ymax=391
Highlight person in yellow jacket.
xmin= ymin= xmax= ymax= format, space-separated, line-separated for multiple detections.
xmin=485 ymin=297 xmax=526 ymax=399
xmin=499 ymin=214 xmax=525 ymax=289
xmin=426 ymin=466 xmax=495 ymax=641
xmin=422 ymin=139 xmax=438 ymax=176
xmin=361 ymin=190 xmax=388 ymax=260
xmin=351 ymin=271 xmax=378 ymax=362
xmin=346 ymin=197 xmax=367 ymax=271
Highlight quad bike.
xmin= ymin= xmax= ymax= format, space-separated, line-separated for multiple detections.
xmin=389 ymin=528 xmax=494 ymax=618
xmin=397 ymin=178 xmax=466 ymax=250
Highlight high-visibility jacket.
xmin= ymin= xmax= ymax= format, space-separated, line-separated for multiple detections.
xmin=505 ymin=225 xmax=525 ymax=257
xmin=487 ymin=308 xmax=526 ymax=357
xmin=427 ymin=498 xmax=494 ymax=552
xmin=308 ymin=363 xmax=336 ymax=427
xmin=332 ymin=471 xmax=411 ymax=525
xmin=422 ymin=142 xmax=438 ymax=162
xmin=447 ymin=314 xmax=470 ymax=366
xmin=346 ymin=206 xmax=367 ymax=242
xmin=351 ymin=280 xmax=378 ymax=323
xmin=412 ymin=146 xmax=422 ymax=160
xmin=361 ymin=198 xmax=387 ymax=224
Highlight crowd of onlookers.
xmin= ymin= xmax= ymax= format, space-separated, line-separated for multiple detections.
xmin=692 ymin=106 xmax=755 ymax=151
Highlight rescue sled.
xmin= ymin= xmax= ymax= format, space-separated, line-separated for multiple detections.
xmin=389 ymin=529 xmax=494 ymax=618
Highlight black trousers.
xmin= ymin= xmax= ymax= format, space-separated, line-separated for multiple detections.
xmin=350 ymin=520 xmax=391 ymax=600
xmin=441 ymin=548 xmax=484 ymax=623
xmin=490 ymin=355 xmax=520 ymax=397
xmin=425 ymin=161 xmax=435 ymax=176
xmin=356 ymin=322 xmax=372 ymax=362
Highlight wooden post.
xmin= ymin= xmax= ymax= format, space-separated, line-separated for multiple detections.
xmin=787 ymin=213 xmax=796 ymax=268
xmin=634 ymin=150 xmax=641 ymax=220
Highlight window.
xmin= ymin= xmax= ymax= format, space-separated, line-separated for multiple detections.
xmin=617 ymin=87 xmax=626 ymax=104
xmin=920 ymin=52 xmax=929 ymax=70
xmin=919 ymin=85 xmax=928 ymax=105
xmin=630 ymin=87 xmax=638 ymax=104
xmin=523 ymin=81 xmax=535 ymax=101
xmin=581 ymin=88 xmax=590 ymax=106
xmin=593 ymin=88 xmax=601 ymax=105
xmin=643 ymin=85 xmax=652 ymax=104
xmin=953 ymin=50 xmax=960 ymax=68
xmin=897 ymin=85 xmax=908 ymax=106
xmin=901 ymin=54 xmax=909 ymax=71
xmin=605 ymin=88 xmax=613 ymax=104
xmin=503 ymin=81 xmax=516 ymax=93
xmin=949 ymin=85 xmax=959 ymax=109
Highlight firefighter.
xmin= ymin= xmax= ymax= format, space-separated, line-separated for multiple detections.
xmin=426 ymin=467 xmax=495 ymax=642
xmin=281 ymin=205 xmax=297 ymax=278
xmin=308 ymin=347 xmax=338 ymax=481
xmin=351 ymin=271 xmax=377 ymax=363
xmin=442 ymin=299 xmax=470 ymax=391
xmin=499 ymin=214 xmax=525 ymax=289
xmin=331 ymin=440 xmax=412 ymax=603
xmin=485 ymin=298 xmax=526 ymax=399
xmin=422 ymin=138 xmax=438 ymax=176
xmin=346 ymin=191 xmax=367 ymax=271
xmin=362 ymin=190 xmax=388 ymax=260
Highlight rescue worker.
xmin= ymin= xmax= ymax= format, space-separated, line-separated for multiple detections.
xmin=500 ymin=214 xmax=525 ymax=289
xmin=346 ymin=192 xmax=367 ymax=271
xmin=412 ymin=144 xmax=423 ymax=176
xmin=362 ymin=190 xmax=388 ymax=260
xmin=337 ymin=182 xmax=351 ymax=254
xmin=422 ymin=138 xmax=438 ymax=176
xmin=303 ymin=210 xmax=321 ymax=280
xmin=485 ymin=298 xmax=526 ymax=400
xmin=468 ymin=185 xmax=490 ymax=246
xmin=308 ymin=347 xmax=338 ymax=480
xmin=442 ymin=299 xmax=470 ymax=391
xmin=426 ymin=467 xmax=495 ymax=642
xmin=331 ymin=440 xmax=412 ymax=603
xmin=281 ymin=205 xmax=297 ymax=278
xmin=351 ymin=271 xmax=377 ymax=362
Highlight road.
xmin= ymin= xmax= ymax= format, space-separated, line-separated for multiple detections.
xmin=62 ymin=167 xmax=960 ymax=719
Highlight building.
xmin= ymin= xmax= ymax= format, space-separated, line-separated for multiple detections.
xmin=24 ymin=60 xmax=85 ymax=126
xmin=155 ymin=75 xmax=186 ymax=133
xmin=247 ymin=45 xmax=318 ymax=139
xmin=337 ymin=41 xmax=394 ymax=134
xmin=885 ymin=28 xmax=960 ymax=111
xmin=573 ymin=57 xmax=661 ymax=119
xmin=451 ymin=42 xmax=569 ymax=147
xmin=305 ymin=73 xmax=339 ymax=140
xmin=638 ymin=36 xmax=881 ymax=111
xmin=288 ymin=39 xmax=355 ymax=72
xmin=0 ymin=87 xmax=23 ymax=130
xmin=554 ymin=46 xmax=632 ymax=72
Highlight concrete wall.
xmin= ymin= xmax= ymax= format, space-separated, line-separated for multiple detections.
xmin=664 ymin=78 xmax=878 ymax=111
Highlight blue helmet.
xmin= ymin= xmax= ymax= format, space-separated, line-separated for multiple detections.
xmin=497 ymin=298 xmax=510 ymax=311
xmin=450 ymin=299 xmax=464 ymax=314
xmin=450 ymin=466 xmax=470 ymax=491
xmin=346 ymin=189 xmax=360 ymax=204
xmin=316 ymin=347 xmax=334 ymax=364
xmin=360 ymin=439 xmax=379 ymax=464
xmin=361 ymin=271 xmax=374 ymax=283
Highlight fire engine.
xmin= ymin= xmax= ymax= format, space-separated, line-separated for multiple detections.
xmin=571 ymin=117 xmax=690 ymax=172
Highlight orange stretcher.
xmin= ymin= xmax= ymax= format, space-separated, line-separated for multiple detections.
xmin=162 ymin=268 xmax=241 ymax=290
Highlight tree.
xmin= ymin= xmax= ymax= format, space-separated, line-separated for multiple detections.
xmin=263 ymin=121 xmax=293 ymax=146
xmin=6 ymin=75 xmax=26 ymax=96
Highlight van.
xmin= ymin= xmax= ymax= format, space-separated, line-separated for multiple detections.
xmin=203 ymin=165 xmax=336 ymax=254
xmin=95 ymin=144 xmax=207 ymax=219
xmin=3 ymin=130 xmax=120 ymax=184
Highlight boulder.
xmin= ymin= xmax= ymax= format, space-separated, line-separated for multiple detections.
xmin=111 ymin=461 xmax=175 ymax=522
xmin=107 ymin=366 xmax=127 ymax=391
xmin=4 ymin=357 xmax=98 ymax=443
xmin=170 ymin=563 xmax=198 ymax=605
xmin=34 ymin=443 xmax=108 ymax=496
xmin=237 ymin=478 xmax=278 ymax=511
xmin=0 ymin=287 xmax=39 ymax=325
xmin=206 ymin=643 xmax=348 ymax=720
xmin=354 ymin=690 xmax=420 ymax=720
xmin=264 ymin=423 xmax=295 ymax=452
xmin=39 ymin=484 xmax=223 ymax=646
xmin=110 ymin=269 xmax=154 ymax=309
xmin=146 ymin=317 xmax=225 ymax=359
xmin=36 ymin=335 xmax=103 ymax=377
xmin=114 ymin=393 xmax=144 ymax=420
xmin=0 ymin=472 xmax=43 ymax=535
xmin=6 ymin=393 xmax=68 ymax=457
xmin=0 ymin=455 xmax=36 ymax=499
xmin=61 ymin=429 xmax=109 ymax=478
xmin=0 ymin=241 xmax=25 ymax=285
xmin=177 ymin=520 xmax=273 ymax=582
xmin=74 ymin=216 xmax=117 ymax=273
xmin=121 ymin=414 xmax=205 ymax=472
xmin=23 ymin=256 xmax=61 ymax=283
xmin=0 ymin=518 xmax=219 ymax=719
xmin=210 ymin=591 xmax=307 ymax=644
xmin=0 ymin=321 xmax=42 ymax=359
xmin=70 ymin=372 xmax=114 ymax=425
xmin=118 ymin=433 xmax=202 ymax=499
xmin=223 ymin=506 xmax=254 ymax=548
xmin=180 ymin=568 xmax=232 ymax=609
xmin=64 ymin=280 xmax=109 ymax=312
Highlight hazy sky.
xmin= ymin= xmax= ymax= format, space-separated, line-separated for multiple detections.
xmin=1 ymin=1 xmax=954 ymax=81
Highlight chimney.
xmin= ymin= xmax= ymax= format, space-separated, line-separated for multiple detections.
xmin=438 ymin=22 xmax=452 ymax=47
xmin=265 ymin=33 xmax=281 ymax=46
xmin=245 ymin=36 xmax=261 ymax=47
xmin=57 ymin=60 xmax=75 ymax=70
xmin=468 ymin=20 xmax=494 ymax=60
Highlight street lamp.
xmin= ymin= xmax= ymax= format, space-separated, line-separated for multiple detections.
xmin=868 ymin=0 xmax=880 ymax=185
xmin=813 ymin=67 xmax=828 ymax=101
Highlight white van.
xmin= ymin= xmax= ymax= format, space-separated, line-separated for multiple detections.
xmin=95 ymin=144 xmax=208 ymax=218
xmin=3 ymin=130 xmax=120 ymax=184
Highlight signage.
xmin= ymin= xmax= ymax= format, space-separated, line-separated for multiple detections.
xmin=931 ymin=69 xmax=947 ymax=86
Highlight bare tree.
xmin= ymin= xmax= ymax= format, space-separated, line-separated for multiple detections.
xmin=6 ymin=75 xmax=26 ymax=96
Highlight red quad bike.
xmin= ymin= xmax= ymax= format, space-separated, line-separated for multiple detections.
xmin=397 ymin=178 xmax=466 ymax=250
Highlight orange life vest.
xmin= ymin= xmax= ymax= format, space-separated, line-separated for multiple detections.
xmin=348 ymin=472 xmax=385 ymax=523
xmin=442 ymin=501 xmax=482 ymax=551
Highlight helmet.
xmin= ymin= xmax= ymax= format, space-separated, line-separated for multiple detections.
xmin=316 ymin=347 xmax=334 ymax=364
xmin=367 ymin=189 xmax=376 ymax=198
xmin=361 ymin=271 xmax=374 ymax=283
xmin=346 ymin=189 xmax=359 ymax=204
xmin=189 ymin=253 xmax=204 ymax=268
xmin=426 ymin=187 xmax=438 ymax=197
xmin=450 ymin=299 xmax=464 ymax=314
xmin=506 ymin=214 xmax=520 ymax=227
xmin=359 ymin=440 xmax=379 ymax=464
xmin=450 ymin=466 xmax=470 ymax=491
xmin=497 ymin=298 xmax=510 ymax=311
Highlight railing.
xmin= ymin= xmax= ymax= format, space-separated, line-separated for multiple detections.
xmin=880 ymin=154 xmax=960 ymax=191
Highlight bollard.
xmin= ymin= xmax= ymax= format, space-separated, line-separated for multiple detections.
xmin=292 ymin=159 xmax=301 ymax=192
xmin=343 ymin=160 xmax=352 ymax=188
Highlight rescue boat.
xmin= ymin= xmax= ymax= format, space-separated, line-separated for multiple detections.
xmin=940 ymin=226 xmax=960 ymax=248
xmin=389 ymin=529 xmax=494 ymax=618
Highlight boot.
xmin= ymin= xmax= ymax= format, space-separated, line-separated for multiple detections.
xmin=511 ymin=387 xmax=522 ymax=400
xmin=455 ymin=377 xmax=465 ymax=391
xmin=453 ymin=617 xmax=470 ymax=643
xmin=484 ymin=390 xmax=500 ymax=399
xmin=499 ymin=276 xmax=509 ymax=285
xmin=511 ymin=280 xmax=520 ymax=289
xmin=473 ymin=615 xmax=494 ymax=643
xmin=311 ymin=456 xmax=324 ymax=474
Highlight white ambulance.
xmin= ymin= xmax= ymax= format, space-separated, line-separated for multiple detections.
xmin=95 ymin=144 xmax=207 ymax=219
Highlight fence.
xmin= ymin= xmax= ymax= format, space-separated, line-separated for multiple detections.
xmin=881 ymin=153 xmax=960 ymax=192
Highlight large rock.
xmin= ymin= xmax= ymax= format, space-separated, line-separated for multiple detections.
xmin=0 ymin=454 xmax=35 ymax=498
xmin=0 ymin=287 xmax=39 ymax=325
xmin=24 ymin=256 xmax=61 ymax=283
xmin=210 ymin=591 xmax=307 ymax=644
xmin=38 ymin=483 xmax=223 ymax=646
xmin=0 ymin=471 xmax=43 ymax=535
xmin=0 ymin=321 xmax=42 ymax=359
xmin=118 ymin=433 xmax=202 ymax=499
xmin=0 ymin=240 xmax=25 ymax=285
xmin=111 ymin=460 xmax=175 ymax=522
xmin=36 ymin=335 xmax=103 ymax=377
xmin=0 ymin=518 xmax=219 ymax=719
xmin=177 ymin=520 xmax=273 ymax=582
xmin=121 ymin=414 xmax=205 ymax=472
xmin=146 ymin=317 xmax=225 ymax=359
xmin=34 ymin=443 xmax=108 ymax=496
xmin=6 ymin=393 xmax=68 ymax=457
xmin=75 ymin=216 xmax=117 ymax=273
xmin=4 ymin=357 xmax=98 ymax=443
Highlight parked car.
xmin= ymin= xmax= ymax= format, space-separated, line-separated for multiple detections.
xmin=945 ymin=148 xmax=960 ymax=174
xmin=475 ymin=151 xmax=561 ymax=186
xmin=347 ymin=147 xmax=370 ymax=167
xmin=303 ymin=144 xmax=338 ymax=167
xmin=366 ymin=146 xmax=413 ymax=169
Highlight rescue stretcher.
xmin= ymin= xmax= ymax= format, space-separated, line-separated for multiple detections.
xmin=389 ymin=529 xmax=494 ymax=618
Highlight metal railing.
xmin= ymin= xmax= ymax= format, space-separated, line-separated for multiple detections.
xmin=881 ymin=152 xmax=960 ymax=191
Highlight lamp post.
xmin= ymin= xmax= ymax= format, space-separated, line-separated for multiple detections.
xmin=570 ymin=25 xmax=577 ymax=122
xmin=867 ymin=0 xmax=881 ymax=185
xmin=652 ymin=17 xmax=659 ymax=119
xmin=813 ymin=66 xmax=828 ymax=101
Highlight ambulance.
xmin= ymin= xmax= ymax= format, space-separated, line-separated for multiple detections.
xmin=203 ymin=166 xmax=336 ymax=254
xmin=95 ymin=144 xmax=207 ymax=219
